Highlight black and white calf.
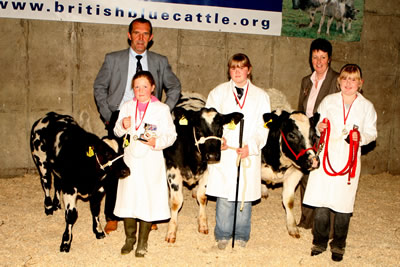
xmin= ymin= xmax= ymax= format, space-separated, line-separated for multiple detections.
xmin=30 ymin=112 xmax=130 ymax=252
xmin=163 ymin=107 xmax=243 ymax=243
xmin=261 ymin=110 xmax=320 ymax=238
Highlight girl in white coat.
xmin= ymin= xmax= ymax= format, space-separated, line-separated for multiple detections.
xmin=206 ymin=53 xmax=271 ymax=249
xmin=113 ymin=71 xmax=177 ymax=257
xmin=303 ymin=64 xmax=377 ymax=261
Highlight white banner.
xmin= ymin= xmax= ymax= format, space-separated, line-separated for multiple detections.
xmin=0 ymin=0 xmax=282 ymax=36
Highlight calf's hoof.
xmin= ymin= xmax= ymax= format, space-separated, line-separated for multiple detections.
xmin=165 ymin=234 xmax=176 ymax=243
xmin=198 ymin=226 xmax=209 ymax=234
xmin=289 ymin=232 xmax=301 ymax=238
xmin=60 ymin=242 xmax=71 ymax=253
xmin=288 ymin=226 xmax=300 ymax=238
xmin=45 ymin=208 xmax=53 ymax=216
xmin=95 ymin=231 xmax=106 ymax=239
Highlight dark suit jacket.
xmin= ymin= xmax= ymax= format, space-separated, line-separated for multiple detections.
xmin=297 ymin=67 xmax=339 ymax=114
xmin=94 ymin=48 xmax=181 ymax=122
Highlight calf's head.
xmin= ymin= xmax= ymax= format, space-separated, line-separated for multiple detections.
xmin=264 ymin=110 xmax=320 ymax=173
xmin=174 ymin=107 xmax=243 ymax=163
xmin=96 ymin=138 xmax=130 ymax=178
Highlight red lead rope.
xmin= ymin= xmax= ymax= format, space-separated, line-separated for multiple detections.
xmin=320 ymin=118 xmax=361 ymax=185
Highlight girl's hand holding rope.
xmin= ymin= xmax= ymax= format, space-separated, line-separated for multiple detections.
xmin=236 ymin=145 xmax=249 ymax=159
xmin=318 ymin=121 xmax=328 ymax=133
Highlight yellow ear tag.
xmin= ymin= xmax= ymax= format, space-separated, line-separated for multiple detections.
xmin=179 ymin=116 xmax=188 ymax=126
xmin=264 ymin=119 xmax=272 ymax=128
xmin=86 ymin=146 xmax=94 ymax=157
xmin=227 ymin=119 xmax=236 ymax=130
xmin=123 ymin=138 xmax=130 ymax=148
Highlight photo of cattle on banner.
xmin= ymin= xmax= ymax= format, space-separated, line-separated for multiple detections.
xmin=283 ymin=0 xmax=363 ymax=41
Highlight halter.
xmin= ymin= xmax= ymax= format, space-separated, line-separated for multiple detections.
xmin=193 ymin=127 xmax=223 ymax=153
xmin=95 ymin=154 xmax=124 ymax=171
xmin=319 ymin=118 xmax=360 ymax=185
xmin=192 ymin=126 xmax=252 ymax=211
xmin=280 ymin=130 xmax=316 ymax=161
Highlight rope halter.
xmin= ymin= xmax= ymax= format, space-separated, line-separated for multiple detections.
xmin=280 ymin=130 xmax=316 ymax=161
xmin=95 ymin=154 xmax=124 ymax=171
xmin=193 ymin=127 xmax=223 ymax=153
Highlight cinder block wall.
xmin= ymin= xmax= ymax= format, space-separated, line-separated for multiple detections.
xmin=0 ymin=0 xmax=399 ymax=177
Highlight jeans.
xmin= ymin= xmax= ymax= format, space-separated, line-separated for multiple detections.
xmin=214 ymin=197 xmax=252 ymax=242
xmin=313 ymin=207 xmax=351 ymax=255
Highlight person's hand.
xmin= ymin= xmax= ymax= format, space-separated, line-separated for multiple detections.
xmin=122 ymin=116 xmax=131 ymax=129
xmin=220 ymin=137 xmax=228 ymax=150
xmin=317 ymin=122 xmax=327 ymax=133
xmin=352 ymin=131 xmax=359 ymax=142
xmin=237 ymin=144 xmax=249 ymax=159
xmin=142 ymin=137 xmax=156 ymax=148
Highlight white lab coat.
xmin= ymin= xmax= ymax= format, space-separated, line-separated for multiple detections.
xmin=303 ymin=92 xmax=377 ymax=213
xmin=113 ymin=99 xmax=177 ymax=221
xmin=206 ymin=80 xmax=271 ymax=201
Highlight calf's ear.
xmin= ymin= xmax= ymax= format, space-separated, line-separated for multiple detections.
xmin=263 ymin=112 xmax=279 ymax=129
xmin=223 ymin=112 xmax=244 ymax=125
xmin=173 ymin=107 xmax=193 ymax=126
xmin=310 ymin=112 xmax=320 ymax=128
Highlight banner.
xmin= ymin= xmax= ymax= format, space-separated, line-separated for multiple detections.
xmin=0 ymin=0 xmax=282 ymax=36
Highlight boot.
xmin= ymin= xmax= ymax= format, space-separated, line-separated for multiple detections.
xmin=135 ymin=220 xmax=152 ymax=257
xmin=121 ymin=218 xmax=137 ymax=255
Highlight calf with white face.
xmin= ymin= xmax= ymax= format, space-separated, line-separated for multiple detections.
xmin=163 ymin=107 xmax=243 ymax=243
xmin=261 ymin=110 xmax=320 ymax=238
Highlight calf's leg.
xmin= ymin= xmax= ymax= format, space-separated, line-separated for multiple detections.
xmin=60 ymin=192 xmax=78 ymax=252
xmin=282 ymin=168 xmax=303 ymax=238
xmin=166 ymin=168 xmax=183 ymax=243
xmin=90 ymin=191 xmax=106 ymax=239
xmin=32 ymin=154 xmax=55 ymax=215
xmin=196 ymin=172 xmax=209 ymax=234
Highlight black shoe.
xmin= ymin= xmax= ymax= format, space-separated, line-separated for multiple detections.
xmin=311 ymin=250 xmax=322 ymax=256
xmin=331 ymin=252 xmax=343 ymax=262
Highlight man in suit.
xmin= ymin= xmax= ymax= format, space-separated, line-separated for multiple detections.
xmin=94 ymin=18 xmax=181 ymax=234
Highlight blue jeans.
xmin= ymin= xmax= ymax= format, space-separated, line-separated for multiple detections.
xmin=214 ymin=197 xmax=252 ymax=242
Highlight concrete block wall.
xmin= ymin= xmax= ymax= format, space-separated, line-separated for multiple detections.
xmin=0 ymin=0 xmax=399 ymax=177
